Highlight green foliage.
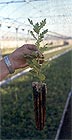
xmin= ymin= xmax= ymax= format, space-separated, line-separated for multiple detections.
xmin=28 ymin=18 xmax=48 ymax=48
xmin=24 ymin=19 xmax=48 ymax=82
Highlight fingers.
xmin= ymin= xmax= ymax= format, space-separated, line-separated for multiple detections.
xmin=35 ymin=51 xmax=44 ymax=58
xmin=24 ymin=44 xmax=38 ymax=51
xmin=18 ymin=44 xmax=44 ymax=59
xmin=25 ymin=44 xmax=44 ymax=58
xmin=23 ymin=44 xmax=44 ymax=59
xmin=22 ymin=44 xmax=38 ymax=57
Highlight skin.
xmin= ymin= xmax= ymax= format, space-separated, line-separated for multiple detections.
xmin=0 ymin=44 xmax=38 ymax=81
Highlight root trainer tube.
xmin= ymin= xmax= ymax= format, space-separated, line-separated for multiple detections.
xmin=32 ymin=82 xmax=47 ymax=130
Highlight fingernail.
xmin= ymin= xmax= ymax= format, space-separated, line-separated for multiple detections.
xmin=35 ymin=51 xmax=39 ymax=54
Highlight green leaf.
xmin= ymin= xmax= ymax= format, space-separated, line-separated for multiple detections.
xmin=30 ymin=31 xmax=37 ymax=40
xmin=29 ymin=69 xmax=37 ymax=77
xmin=35 ymin=41 xmax=40 ymax=49
xmin=32 ymin=59 xmax=41 ymax=69
xmin=27 ymin=59 xmax=40 ymax=73
xmin=33 ymin=23 xmax=40 ymax=34
xmin=38 ymin=73 xmax=46 ymax=81
xmin=41 ymin=29 xmax=48 ymax=35
xmin=39 ymin=19 xmax=46 ymax=30
xmin=28 ymin=18 xmax=33 ymax=25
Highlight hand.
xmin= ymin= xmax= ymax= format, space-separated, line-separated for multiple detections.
xmin=9 ymin=44 xmax=38 ymax=70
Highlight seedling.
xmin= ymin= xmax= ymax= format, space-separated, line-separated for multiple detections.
xmin=23 ymin=19 xmax=48 ymax=130
xmin=24 ymin=18 xmax=48 ymax=82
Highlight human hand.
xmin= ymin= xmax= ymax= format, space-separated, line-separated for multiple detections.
xmin=9 ymin=44 xmax=39 ymax=70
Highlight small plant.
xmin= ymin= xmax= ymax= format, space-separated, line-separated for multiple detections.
xmin=24 ymin=18 xmax=48 ymax=82
xmin=23 ymin=19 xmax=48 ymax=130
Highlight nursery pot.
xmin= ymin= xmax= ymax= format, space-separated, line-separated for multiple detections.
xmin=32 ymin=82 xmax=47 ymax=130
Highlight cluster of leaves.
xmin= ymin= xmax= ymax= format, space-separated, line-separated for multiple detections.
xmin=24 ymin=19 xmax=48 ymax=82
xmin=28 ymin=18 xmax=48 ymax=48
xmin=1 ymin=50 xmax=71 ymax=139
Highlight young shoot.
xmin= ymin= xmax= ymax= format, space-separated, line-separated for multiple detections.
xmin=24 ymin=19 xmax=48 ymax=82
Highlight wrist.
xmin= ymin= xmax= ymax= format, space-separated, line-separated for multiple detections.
xmin=9 ymin=54 xmax=15 ymax=70
xmin=4 ymin=55 xmax=15 ymax=74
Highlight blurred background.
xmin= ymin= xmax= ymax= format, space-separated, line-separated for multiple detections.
xmin=0 ymin=0 xmax=72 ymax=55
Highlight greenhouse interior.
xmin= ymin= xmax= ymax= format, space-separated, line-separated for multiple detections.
xmin=0 ymin=0 xmax=72 ymax=139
